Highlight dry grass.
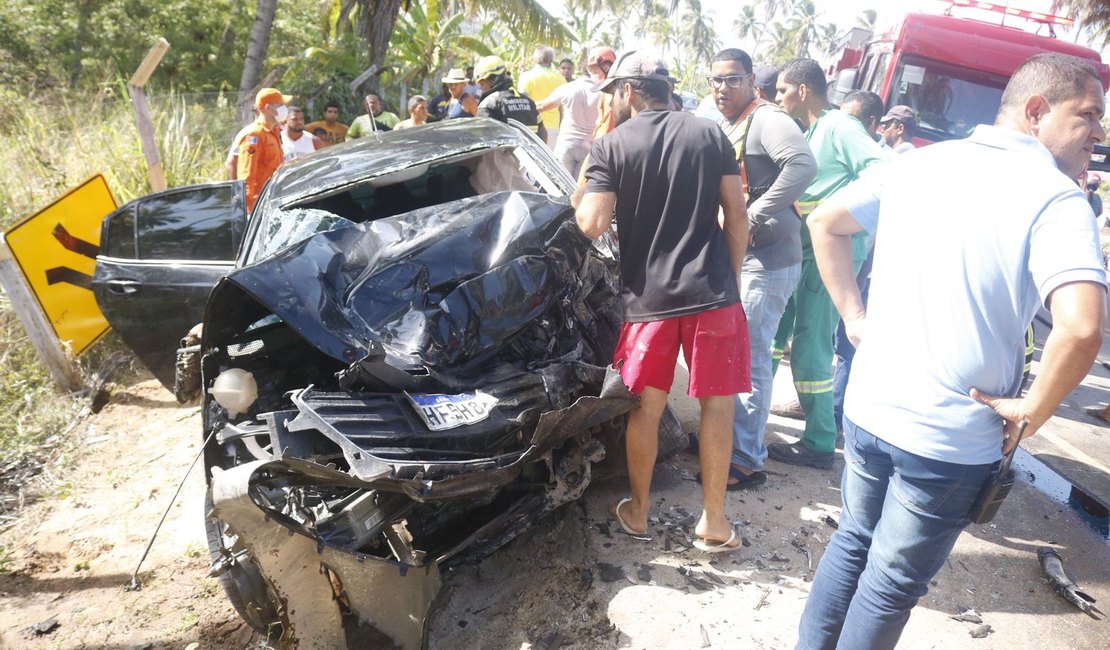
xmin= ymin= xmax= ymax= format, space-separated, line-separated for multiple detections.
xmin=0 ymin=85 xmax=230 ymax=505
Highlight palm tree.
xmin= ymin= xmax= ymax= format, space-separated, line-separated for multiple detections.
xmin=761 ymin=0 xmax=791 ymax=25
xmin=767 ymin=22 xmax=796 ymax=65
xmin=733 ymin=4 xmax=764 ymax=51
xmin=391 ymin=0 xmax=492 ymax=94
xmin=813 ymin=22 xmax=839 ymax=57
xmin=856 ymin=9 xmax=877 ymax=32
xmin=564 ymin=8 xmax=618 ymax=68
xmin=1053 ymin=0 xmax=1110 ymax=46
xmin=788 ymin=0 xmax=819 ymax=59
xmin=238 ymin=0 xmax=278 ymax=97
xmin=454 ymin=0 xmax=572 ymax=45
xmin=681 ymin=0 xmax=719 ymax=71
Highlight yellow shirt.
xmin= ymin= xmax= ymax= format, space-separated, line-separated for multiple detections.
xmin=518 ymin=65 xmax=566 ymax=130
xmin=304 ymin=121 xmax=348 ymax=147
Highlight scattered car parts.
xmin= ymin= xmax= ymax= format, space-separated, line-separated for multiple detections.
xmin=1037 ymin=546 xmax=1104 ymax=620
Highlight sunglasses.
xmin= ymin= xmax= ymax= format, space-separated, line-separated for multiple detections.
xmin=707 ymin=74 xmax=752 ymax=89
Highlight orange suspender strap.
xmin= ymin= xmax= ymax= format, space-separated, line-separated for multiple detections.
xmin=722 ymin=97 xmax=772 ymax=203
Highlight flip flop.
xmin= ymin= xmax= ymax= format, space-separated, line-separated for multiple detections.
xmin=693 ymin=527 xmax=740 ymax=554
xmin=611 ymin=497 xmax=653 ymax=541
xmin=695 ymin=466 xmax=767 ymax=491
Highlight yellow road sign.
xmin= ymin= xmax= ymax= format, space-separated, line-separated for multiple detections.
xmin=3 ymin=175 xmax=117 ymax=355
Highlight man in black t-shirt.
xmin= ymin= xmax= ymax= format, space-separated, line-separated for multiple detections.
xmin=576 ymin=51 xmax=752 ymax=553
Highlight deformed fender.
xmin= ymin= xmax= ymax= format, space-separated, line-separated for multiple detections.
xmin=210 ymin=461 xmax=442 ymax=649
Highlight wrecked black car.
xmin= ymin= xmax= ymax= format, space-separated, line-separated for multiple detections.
xmin=94 ymin=119 xmax=681 ymax=647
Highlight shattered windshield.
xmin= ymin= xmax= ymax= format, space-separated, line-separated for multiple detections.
xmin=251 ymin=208 xmax=353 ymax=262
xmin=888 ymin=55 xmax=1007 ymax=141
xmin=244 ymin=145 xmax=565 ymax=265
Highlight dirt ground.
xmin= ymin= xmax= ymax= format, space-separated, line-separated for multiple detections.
xmin=0 ymin=374 xmax=1107 ymax=649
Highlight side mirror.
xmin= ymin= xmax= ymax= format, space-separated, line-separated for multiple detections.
xmin=828 ymin=68 xmax=859 ymax=107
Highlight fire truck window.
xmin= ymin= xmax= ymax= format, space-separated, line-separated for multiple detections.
xmin=865 ymin=53 xmax=890 ymax=95
xmin=889 ymin=56 xmax=1006 ymax=141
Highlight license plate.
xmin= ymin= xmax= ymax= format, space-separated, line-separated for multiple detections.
xmin=404 ymin=391 xmax=499 ymax=431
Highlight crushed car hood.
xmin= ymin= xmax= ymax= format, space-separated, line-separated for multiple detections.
xmin=221 ymin=191 xmax=602 ymax=381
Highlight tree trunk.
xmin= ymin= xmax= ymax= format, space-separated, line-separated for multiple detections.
xmin=219 ymin=0 xmax=246 ymax=64
xmin=238 ymin=0 xmax=277 ymax=97
xmin=71 ymin=0 xmax=97 ymax=87
xmin=356 ymin=0 xmax=405 ymax=95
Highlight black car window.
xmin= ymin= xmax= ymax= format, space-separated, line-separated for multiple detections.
xmin=104 ymin=205 xmax=137 ymax=259
xmin=137 ymin=185 xmax=238 ymax=261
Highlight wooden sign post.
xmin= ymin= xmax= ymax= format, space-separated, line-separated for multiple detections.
xmin=129 ymin=38 xmax=170 ymax=193
xmin=0 ymin=244 xmax=83 ymax=392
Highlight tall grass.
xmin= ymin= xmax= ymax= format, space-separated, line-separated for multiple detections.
xmin=0 ymin=84 xmax=233 ymax=470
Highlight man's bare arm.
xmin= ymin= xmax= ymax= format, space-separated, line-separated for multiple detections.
xmin=571 ymin=153 xmax=592 ymax=208
xmin=973 ymin=281 xmax=1106 ymax=450
xmin=535 ymin=96 xmax=559 ymax=113
xmin=718 ymin=175 xmax=749 ymax=276
xmin=576 ymin=191 xmax=616 ymax=240
xmin=809 ymin=199 xmax=867 ymax=345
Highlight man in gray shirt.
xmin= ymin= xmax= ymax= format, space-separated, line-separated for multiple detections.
xmin=710 ymin=48 xmax=817 ymax=488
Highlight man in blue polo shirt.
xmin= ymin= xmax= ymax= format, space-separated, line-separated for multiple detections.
xmin=798 ymin=52 xmax=1107 ymax=649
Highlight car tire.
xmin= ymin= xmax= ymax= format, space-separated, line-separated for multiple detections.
xmin=203 ymin=489 xmax=282 ymax=636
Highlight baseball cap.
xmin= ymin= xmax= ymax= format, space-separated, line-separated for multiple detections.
xmin=586 ymin=46 xmax=617 ymax=70
xmin=255 ymin=88 xmax=292 ymax=109
xmin=593 ymin=51 xmax=676 ymax=93
xmin=753 ymin=65 xmax=778 ymax=96
xmin=880 ymin=105 xmax=917 ymax=128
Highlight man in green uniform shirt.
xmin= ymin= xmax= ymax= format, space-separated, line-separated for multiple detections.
xmin=768 ymin=59 xmax=888 ymax=469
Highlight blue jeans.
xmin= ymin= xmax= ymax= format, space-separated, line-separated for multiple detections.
xmin=796 ymin=419 xmax=995 ymax=650
xmin=732 ymin=263 xmax=801 ymax=470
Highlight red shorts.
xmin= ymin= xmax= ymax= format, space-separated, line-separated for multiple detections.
xmin=613 ymin=303 xmax=751 ymax=398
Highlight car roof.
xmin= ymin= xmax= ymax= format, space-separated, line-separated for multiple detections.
xmin=267 ymin=118 xmax=536 ymax=208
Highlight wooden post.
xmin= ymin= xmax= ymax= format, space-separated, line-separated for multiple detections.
xmin=129 ymin=38 xmax=170 ymax=193
xmin=0 ymin=242 xmax=83 ymax=392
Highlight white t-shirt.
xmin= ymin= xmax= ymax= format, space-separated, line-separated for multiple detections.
xmin=281 ymin=130 xmax=316 ymax=161
xmin=545 ymin=78 xmax=599 ymax=145
xmin=839 ymin=125 xmax=1107 ymax=464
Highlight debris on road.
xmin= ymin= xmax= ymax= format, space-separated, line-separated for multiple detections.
xmin=597 ymin=563 xmax=625 ymax=583
xmin=950 ymin=607 xmax=983 ymax=624
xmin=969 ymin=623 xmax=993 ymax=638
xmin=1038 ymin=547 xmax=1105 ymax=620
xmin=29 ymin=616 xmax=58 ymax=635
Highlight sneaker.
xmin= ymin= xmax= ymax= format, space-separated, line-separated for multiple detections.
xmin=770 ymin=399 xmax=805 ymax=420
xmin=767 ymin=441 xmax=835 ymax=469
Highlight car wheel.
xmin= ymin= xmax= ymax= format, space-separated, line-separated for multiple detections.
xmin=204 ymin=488 xmax=282 ymax=635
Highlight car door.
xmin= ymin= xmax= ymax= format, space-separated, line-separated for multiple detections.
xmin=92 ymin=181 xmax=247 ymax=390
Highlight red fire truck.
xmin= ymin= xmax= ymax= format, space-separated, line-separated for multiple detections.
xmin=825 ymin=0 xmax=1110 ymax=153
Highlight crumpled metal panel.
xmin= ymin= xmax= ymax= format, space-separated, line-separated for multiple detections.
xmin=210 ymin=460 xmax=441 ymax=649
xmin=224 ymin=191 xmax=596 ymax=375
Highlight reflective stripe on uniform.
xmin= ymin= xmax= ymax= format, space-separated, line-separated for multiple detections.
xmin=1024 ymin=324 xmax=1035 ymax=374
xmin=794 ymin=379 xmax=834 ymax=394
xmin=798 ymin=200 xmax=821 ymax=216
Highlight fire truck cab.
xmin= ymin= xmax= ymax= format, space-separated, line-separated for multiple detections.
xmin=825 ymin=1 xmax=1110 ymax=149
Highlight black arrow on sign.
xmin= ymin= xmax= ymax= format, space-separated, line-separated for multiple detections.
xmin=45 ymin=267 xmax=93 ymax=291
xmin=52 ymin=223 xmax=99 ymax=259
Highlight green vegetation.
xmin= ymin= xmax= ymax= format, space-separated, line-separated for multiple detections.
xmin=0 ymin=88 xmax=232 ymax=477
xmin=1 ymin=0 xmax=904 ymax=494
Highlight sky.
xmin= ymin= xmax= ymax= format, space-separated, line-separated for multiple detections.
xmin=697 ymin=0 xmax=1091 ymax=48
